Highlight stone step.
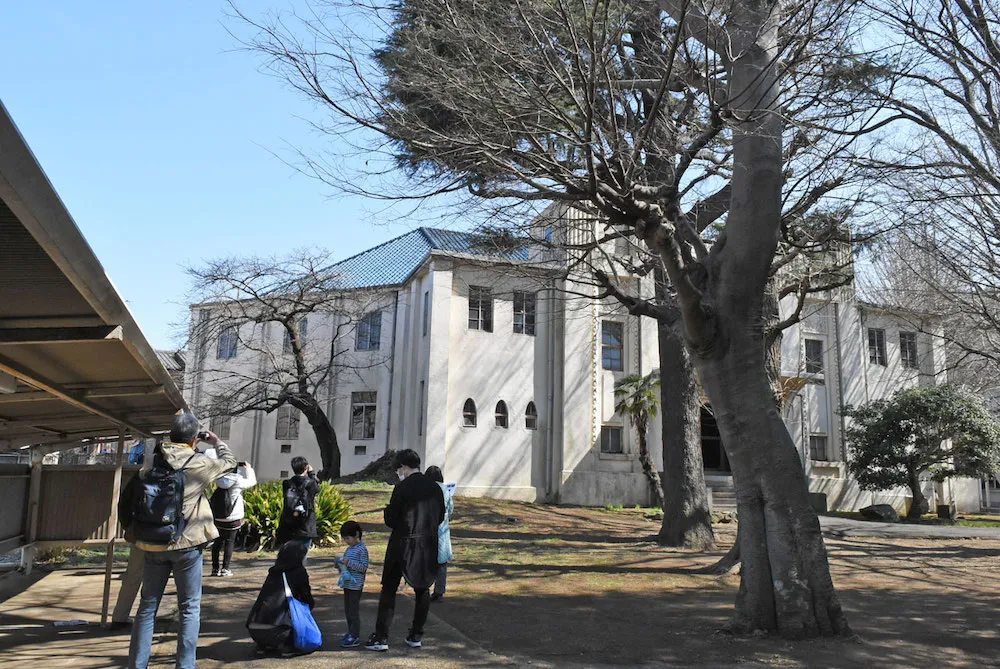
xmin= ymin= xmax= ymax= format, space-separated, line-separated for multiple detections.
xmin=709 ymin=490 xmax=737 ymax=510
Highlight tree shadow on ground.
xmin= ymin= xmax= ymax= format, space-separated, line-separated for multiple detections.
xmin=431 ymin=584 xmax=1000 ymax=668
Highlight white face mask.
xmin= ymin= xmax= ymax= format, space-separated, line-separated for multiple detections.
xmin=397 ymin=469 xmax=406 ymax=481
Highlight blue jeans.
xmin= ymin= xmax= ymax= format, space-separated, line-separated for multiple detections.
xmin=128 ymin=547 xmax=204 ymax=669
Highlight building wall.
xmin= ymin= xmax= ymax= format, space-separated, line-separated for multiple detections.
xmin=186 ymin=236 xmax=977 ymax=512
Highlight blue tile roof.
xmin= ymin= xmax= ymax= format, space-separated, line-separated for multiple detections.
xmin=329 ymin=227 xmax=528 ymax=289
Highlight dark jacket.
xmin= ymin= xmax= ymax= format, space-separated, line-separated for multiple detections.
xmin=384 ymin=472 xmax=446 ymax=589
xmin=276 ymin=472 xmax=320 ymax=543
xmin=246 ymin=541 xmax=314 ymax=649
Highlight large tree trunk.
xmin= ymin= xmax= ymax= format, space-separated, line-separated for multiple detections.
xmin=295 ymin=398 xmax=341 ymax=479
xmin=906 ymin=467 xmax=929 ymax=519
xmin=698 ymin=329 xmax=848 ymax=637
xmin=682 ymin=2 xmax=848 ymax=636
xmin=637 ymin=426 xmax=667 ymax=511
xmin=658 ymin=322 xmax=715 ymax=549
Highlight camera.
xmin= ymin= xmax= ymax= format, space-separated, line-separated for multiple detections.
xmin=197 ymin=431 xmax=210 ymax=442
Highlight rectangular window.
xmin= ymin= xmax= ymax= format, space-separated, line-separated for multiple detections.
xmin=422 ymin=291 xmax=430 ymax=337
xmin=513 ymin=291 xmax=536 ymax=336
xmin=209 ymin=415 xmax=231 ymax=441
xmin=283 ymin=317 xmax=308 ymax=354
xmin=354 ymin=445 xmax=367 ymax=455
xmin=804 ymin=339 xmax=824 ymax=375
xmin=468 ymin=286 xmax=493 ymax=332
xmin=418 ymin=380 xmax=425 ymax=436
xmin=809 ymin=435 xmax=830 ymax=461
xmin=275 ymin=405 xmax=300 ymax=440
xmin=600 ymin=426 xmax=623 ymax=454
xmin=217 ymin=325 xmax=238 ymax=359
xmin=602 ymin=321 xmax=624 ymax=371
xmin=356 ymin=311 xmax=382 ymax=351
xmin=280 ymin=443 xmax=291 ymax=454
xmin=350 ymin=391 xmax=377 ymax=440
xmin=868 ymin=328 xmax=887 ymax=366
xmin=900 ymin=332 xmax=919 ymax=369
xmin=280 ymin=470 xmax=288 ymax=478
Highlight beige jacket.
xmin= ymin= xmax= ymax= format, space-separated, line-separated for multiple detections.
xmin=136 ymin=441 xmax=237 ymax=552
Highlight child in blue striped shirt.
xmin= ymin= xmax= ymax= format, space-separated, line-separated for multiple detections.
xmin=337 ymin=521 xmax=369 ymax=647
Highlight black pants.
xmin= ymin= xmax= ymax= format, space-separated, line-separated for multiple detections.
xmin=212 ymin=526 xmax=239 ymax=572
xmin=374 ymin=555 xmax=430 ymax=639
xmin=343 ymin=588 xmax=362 ymax=638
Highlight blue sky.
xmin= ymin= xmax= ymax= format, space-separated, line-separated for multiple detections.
xmin=1 ymin=1 xmax=419 ymax=350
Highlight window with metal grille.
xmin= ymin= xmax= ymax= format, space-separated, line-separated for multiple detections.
xmin=217 ymin=325 xmax=238 ymax=359
xmin=350 ymin=392 xmax=377 ymax=439
xmin=900 ymin=331 xmax=919 ymax=369
xmin=525 ymin=401 xmax=538 ymax=430
xmin=463 ymin=398 xmax=477 ymax=427
xmin=868 ymin=328 xmax=887 ymax=366
xmin=280 ymin=470 xmax=288 ymax=478
xmin=275 ymin=405 xmax=300 ymax=440
xmin=513 ymin=291 xmax=536 ymax=335
xmin=495 ymin=400 xmax=508 ymax=428
xmin=209 ymin=415 xmax=231 ymax=440
xmin=468 ymin=286 xmax=493 ymax=331
xmin=805 ymin=339 xmax=824 ymax=374
xmin=600 ymin=426 xmax=623 ymax=453
xmin=602 ymin=321 xmax=624 ymax=371
xmin=283 ymin=317 xmax=308 ymax=354
xmin=280 ymin=444 xmax=291 ymax=454
xmin=354 ymin=445 xmax=367 ymax=455
xmin=809 ymin=435 xmax=830 ymax=461
xmin=356 ymin=312 xmax=382 ymax=351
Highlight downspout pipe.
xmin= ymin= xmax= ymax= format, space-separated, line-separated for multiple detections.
xmin=545 ymin=286 xmax=557 ymax=500
xmin=385 ymin=290 xmax=400 ymax=454
xmin=833 ymin=301 xmax=848 ymax=467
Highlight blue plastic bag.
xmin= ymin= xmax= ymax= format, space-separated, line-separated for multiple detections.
xmin=282 ymin=573 xmax=322 ymax=652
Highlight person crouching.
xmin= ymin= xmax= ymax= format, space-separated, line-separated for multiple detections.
xmin=246 ymin=541 xmax=314 ymax=655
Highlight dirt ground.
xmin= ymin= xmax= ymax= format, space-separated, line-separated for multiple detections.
xmin=347 ymin=487 xmax=1000 ymax=668
xmin=2 ymin=486 xmax=998 ymax=668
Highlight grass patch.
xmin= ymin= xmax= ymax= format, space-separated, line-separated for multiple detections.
xmin=37 ymin=545 xmax=132 ymax=567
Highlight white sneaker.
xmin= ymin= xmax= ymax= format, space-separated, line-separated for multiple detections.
xmin=218 ymin=568 xmax=234 ymax=577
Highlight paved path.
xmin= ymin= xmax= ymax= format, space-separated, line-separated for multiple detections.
xmin=819 ymin=514 xmax=1000 ymax=539
xmin=0 ymin=555 xmax=519 ymax=668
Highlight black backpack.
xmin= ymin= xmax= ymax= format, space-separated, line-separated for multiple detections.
xmin=284 ymin=478 xmax=312 ymax=523
xmin=209 ymin=485 xmax=239 ymax=520
xmin=131 ymin=449 xmax=196 ymax=544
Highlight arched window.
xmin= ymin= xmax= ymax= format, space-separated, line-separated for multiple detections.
xmin=495 ymin=400 xmax=509 ymax=428
xmin=525 ymin=401 xmax=538 ymax=430
xmin=463 ymin=398 xmax=477 ymax=427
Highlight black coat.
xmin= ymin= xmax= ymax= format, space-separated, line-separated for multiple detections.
xmin=246 ymin=541 xmax=314 ymax=649
xmin=276 ymin=473 xmax=320 ymax=543
xmin=384 ymin=472 xmax=446 ymax=589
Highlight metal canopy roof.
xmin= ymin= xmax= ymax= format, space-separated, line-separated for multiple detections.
xmin=0 ymin=100 xmax=186 ymax=451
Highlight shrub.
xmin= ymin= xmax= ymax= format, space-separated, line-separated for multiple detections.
xmin=241 ymin=481 xmax=352 ymax=550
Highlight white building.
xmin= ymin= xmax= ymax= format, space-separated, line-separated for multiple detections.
xmin=184 ymin=222 xmax=984 ymax=513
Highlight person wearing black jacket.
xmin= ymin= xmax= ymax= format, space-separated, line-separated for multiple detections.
xmin=275 ymin=457 xmax=320 ymax=554
xmin=245 ymin=540 xmax=315 ymax=653
xmin=365 ymin=449 xmax=445 ymax=652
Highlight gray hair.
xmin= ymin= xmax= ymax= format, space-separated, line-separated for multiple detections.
xmin=170 ymin=412 xmax=200 ymax=444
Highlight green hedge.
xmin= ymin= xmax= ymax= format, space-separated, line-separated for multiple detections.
xmin=240 ymin=480 xmax=352 ymax=550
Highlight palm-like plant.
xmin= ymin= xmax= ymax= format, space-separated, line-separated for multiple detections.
xmin=614 ymin=372 xmax=666 ymax=509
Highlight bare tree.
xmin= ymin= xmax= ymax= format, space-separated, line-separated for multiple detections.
xmin=186 ymin=250 xmax=388 ymax=479
xmin=855 ymin=0 xmax=1000 ymax=385
xmin=229 ymin=0 xmax=875 ymax=635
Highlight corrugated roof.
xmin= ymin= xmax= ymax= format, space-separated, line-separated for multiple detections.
xmin=328 ymin=227 xmax=529 ymax=289
xmin=155 ymin=350 xmax=185 ymax=372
